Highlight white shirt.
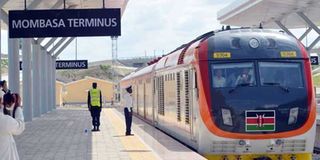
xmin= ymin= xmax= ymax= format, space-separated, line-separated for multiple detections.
xmin=0 ymin=107 xmax=25 ymax=160
xmin=123 ymin=92 xmax=133 ymax=108
xmin=0 ymin=90 xmax=5 ymax=113
xmin=213 ymin=76 xmax=226 ymax=88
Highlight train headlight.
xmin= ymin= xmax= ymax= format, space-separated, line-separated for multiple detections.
xmin=288 ymin=107 xmax=299 ymax=125
xmin=275 ymin=139 xmax=283 ymax=146
xmin=238 ymin=140 xmax=246 ymax=146
xmin=249 ymin=38 xmax=260 ymax=48
xmin=222 ymin=108 xmax=233 ymax=126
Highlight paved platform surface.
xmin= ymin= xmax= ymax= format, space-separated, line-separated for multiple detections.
xmin=15 ymin=106 xmax=204 ymax=160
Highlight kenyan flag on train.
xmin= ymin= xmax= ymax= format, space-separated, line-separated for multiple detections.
xmin=245 ymin=110 xmax=275 ymax=132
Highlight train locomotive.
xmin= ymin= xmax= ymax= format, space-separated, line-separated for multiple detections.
xmin=120 ymin=28 xmax=316 ymax=160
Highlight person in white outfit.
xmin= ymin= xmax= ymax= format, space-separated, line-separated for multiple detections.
xmin=0 ymin=80 xmax=7 ymax=113
xmin=123 ymin=86 xmax=133 ymax=136
xmin=0 ymin=93 xmax=25 ymax=160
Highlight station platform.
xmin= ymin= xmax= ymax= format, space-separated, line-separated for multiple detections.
xmin=15 ymin=106 xmax=205 ymax=160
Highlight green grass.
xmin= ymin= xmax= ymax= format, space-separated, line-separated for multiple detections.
xmin=313 ymin=76 xmax=320 ymax=87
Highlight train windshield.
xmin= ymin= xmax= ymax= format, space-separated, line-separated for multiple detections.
xmin=259 ymin=62 xmax=303 ymax=88
xmin=211 ymin=62 xmax=256 ymax=88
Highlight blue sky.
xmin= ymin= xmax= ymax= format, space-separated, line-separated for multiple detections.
xmin=6 ymin=0 xmax=226 ymax=61
xmin=55 ymin=0 xmax=234 ymax=61
xmin=0 ymin=0 xmax=318 ymax=62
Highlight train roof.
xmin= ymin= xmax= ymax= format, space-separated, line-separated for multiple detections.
xmin=121 ymin=28 xmax=306 ymax=82
xmin=204 ymin=29 xmax=305 ymax=60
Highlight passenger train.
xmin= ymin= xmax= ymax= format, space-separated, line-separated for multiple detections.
xmin=120 ymin=28 xmax=316 ymax=160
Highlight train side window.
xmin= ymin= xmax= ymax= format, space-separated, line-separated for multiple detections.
xmin=176 ymin=72 xmax=181 ymax=122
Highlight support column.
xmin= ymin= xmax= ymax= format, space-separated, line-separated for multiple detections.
xmin=40 ymin=49 xmax=46 ymax=114
xmin=111 ymin=36 xmax=118 ymax=102
xmin=44 ymin=53 xmax=48 ymax=113
xmin=52 ymin=58 xmax=56 ymax=109
xmin=8 ymin=38 xmax=19 ymax=93
xmin=32 ymin=43 xmax=41 ymax=117
xmin=47 ymin=54 xmax=52 ymax=112
xmin=0 ymin=11 xmax=2 ymax=80
xmin=22 ymin=39 xmax=32 ymax=121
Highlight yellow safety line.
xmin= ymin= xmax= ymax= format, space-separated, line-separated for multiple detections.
xmin=104 ymin=108 xmax=158 ymax=160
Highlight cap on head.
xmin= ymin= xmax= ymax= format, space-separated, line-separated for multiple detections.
xmin=0 ymin=80 xmax=5 ymax=87
xmin=92 ymin=82 xmax=97 ymax=88
xmin=126 ymin=86 xmax=132 ymax=94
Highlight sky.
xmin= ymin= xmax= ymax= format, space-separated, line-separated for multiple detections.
xmin=0 ymin=0 xmax=318 ymax=62
xmin=1 ymin=0 xmax=234 ymax=62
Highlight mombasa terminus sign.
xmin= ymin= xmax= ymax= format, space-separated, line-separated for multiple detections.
xmin=8 ymin=9 xmax=121 ymax=38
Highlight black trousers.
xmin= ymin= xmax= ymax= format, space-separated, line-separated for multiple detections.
xmin=90 ymin=107 xmax=101 ymax=127
xmin=124 ymin=107 xmax=132 ymax=135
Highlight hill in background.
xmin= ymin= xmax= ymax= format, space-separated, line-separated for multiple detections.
xmin=56 ymin=57 xmax=153 ymax=83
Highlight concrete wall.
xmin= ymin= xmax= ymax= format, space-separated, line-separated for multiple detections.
xmin=63 ymin=77 xmax=114 ymax=104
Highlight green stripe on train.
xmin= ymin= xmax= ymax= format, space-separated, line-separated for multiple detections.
xmin=246 ymin=125 xmax=275 ymax=131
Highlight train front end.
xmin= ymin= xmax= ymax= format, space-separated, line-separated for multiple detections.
xmin=196 ymin=30 xmax=316 ymax=160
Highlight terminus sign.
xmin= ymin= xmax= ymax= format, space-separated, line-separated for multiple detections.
xmin=56 ymin=60 xmax=88 ymax=70
xmin=9 ymin=9 xmax=121 ymax=38
xmin=20 ymin=60 xmax=88 ymax=70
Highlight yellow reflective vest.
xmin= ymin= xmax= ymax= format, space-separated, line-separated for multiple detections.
xmin=90 ymin=89 xmax=101 ymax=107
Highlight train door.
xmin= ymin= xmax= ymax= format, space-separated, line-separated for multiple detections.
xmin=184 ymin=69 xmax=196 ymax=140
xmin=191 ymin=68 xmax=198 ymax=142
xmin=152 ymin=77 xmax=156 ymax=123
xmin=154 ymin=76 xmax=159 ymax=124
xmin=143 ymin=83 xmax=146 ymax=119
xmin=136 ymin=84 xmax=139 ymax=115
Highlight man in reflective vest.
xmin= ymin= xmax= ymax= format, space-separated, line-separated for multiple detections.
xmin=87 ymin=82 xmax=102 ymax=132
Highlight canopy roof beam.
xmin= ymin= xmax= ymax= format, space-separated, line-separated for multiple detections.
xmin=0 ymin=0 xmax=9 ymax=8
xmin=43 ymin=38 xmax=58 ymax=49
xmin=296 ymin=12 xmax=320 ymax=51
xmin=27 ymin=0 xmax=42 ymax=9
xmin=275 ymin=20 xmax=297 ymax=39
xmin=53 ymin=37 xmax=75 ymax=57
xmin=299 ymin=27 xmax=312 ymax=41
xmin=49 ymin=37 xmax=68 ymax=54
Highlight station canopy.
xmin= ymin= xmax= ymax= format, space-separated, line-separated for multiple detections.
xmin=0 ymin=0 xmax=129 ymax=29
xmin=217 ymin=0 xmax=320 ymax=28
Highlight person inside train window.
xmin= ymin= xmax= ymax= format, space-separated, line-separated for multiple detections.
xmin=213 ymin=69 xmax=226 ymax=88
xmin=235 ymin=68 xmax=253 ymax=85
xmin=226 ymin=69 xmax=238 ymax=87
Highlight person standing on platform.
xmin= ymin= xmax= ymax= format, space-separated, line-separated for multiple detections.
xmin=0 ymin=81 xmax=6 ymax=113
xmin=87 ymin=82 xmax=102 ymax=132
xmin=0 ymin=93 xmax=25 ymax=160
xmin=123 ymin=86 xmax=133 ymax=136
xmin=0 ymin=80 xmax=10 ymax=94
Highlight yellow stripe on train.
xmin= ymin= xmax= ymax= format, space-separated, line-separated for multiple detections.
xmin=204 ymin=152 xmax=312 ymax=160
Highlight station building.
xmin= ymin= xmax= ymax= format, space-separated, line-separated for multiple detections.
xmin=61 ymin=76 xmax=114 ymax=105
